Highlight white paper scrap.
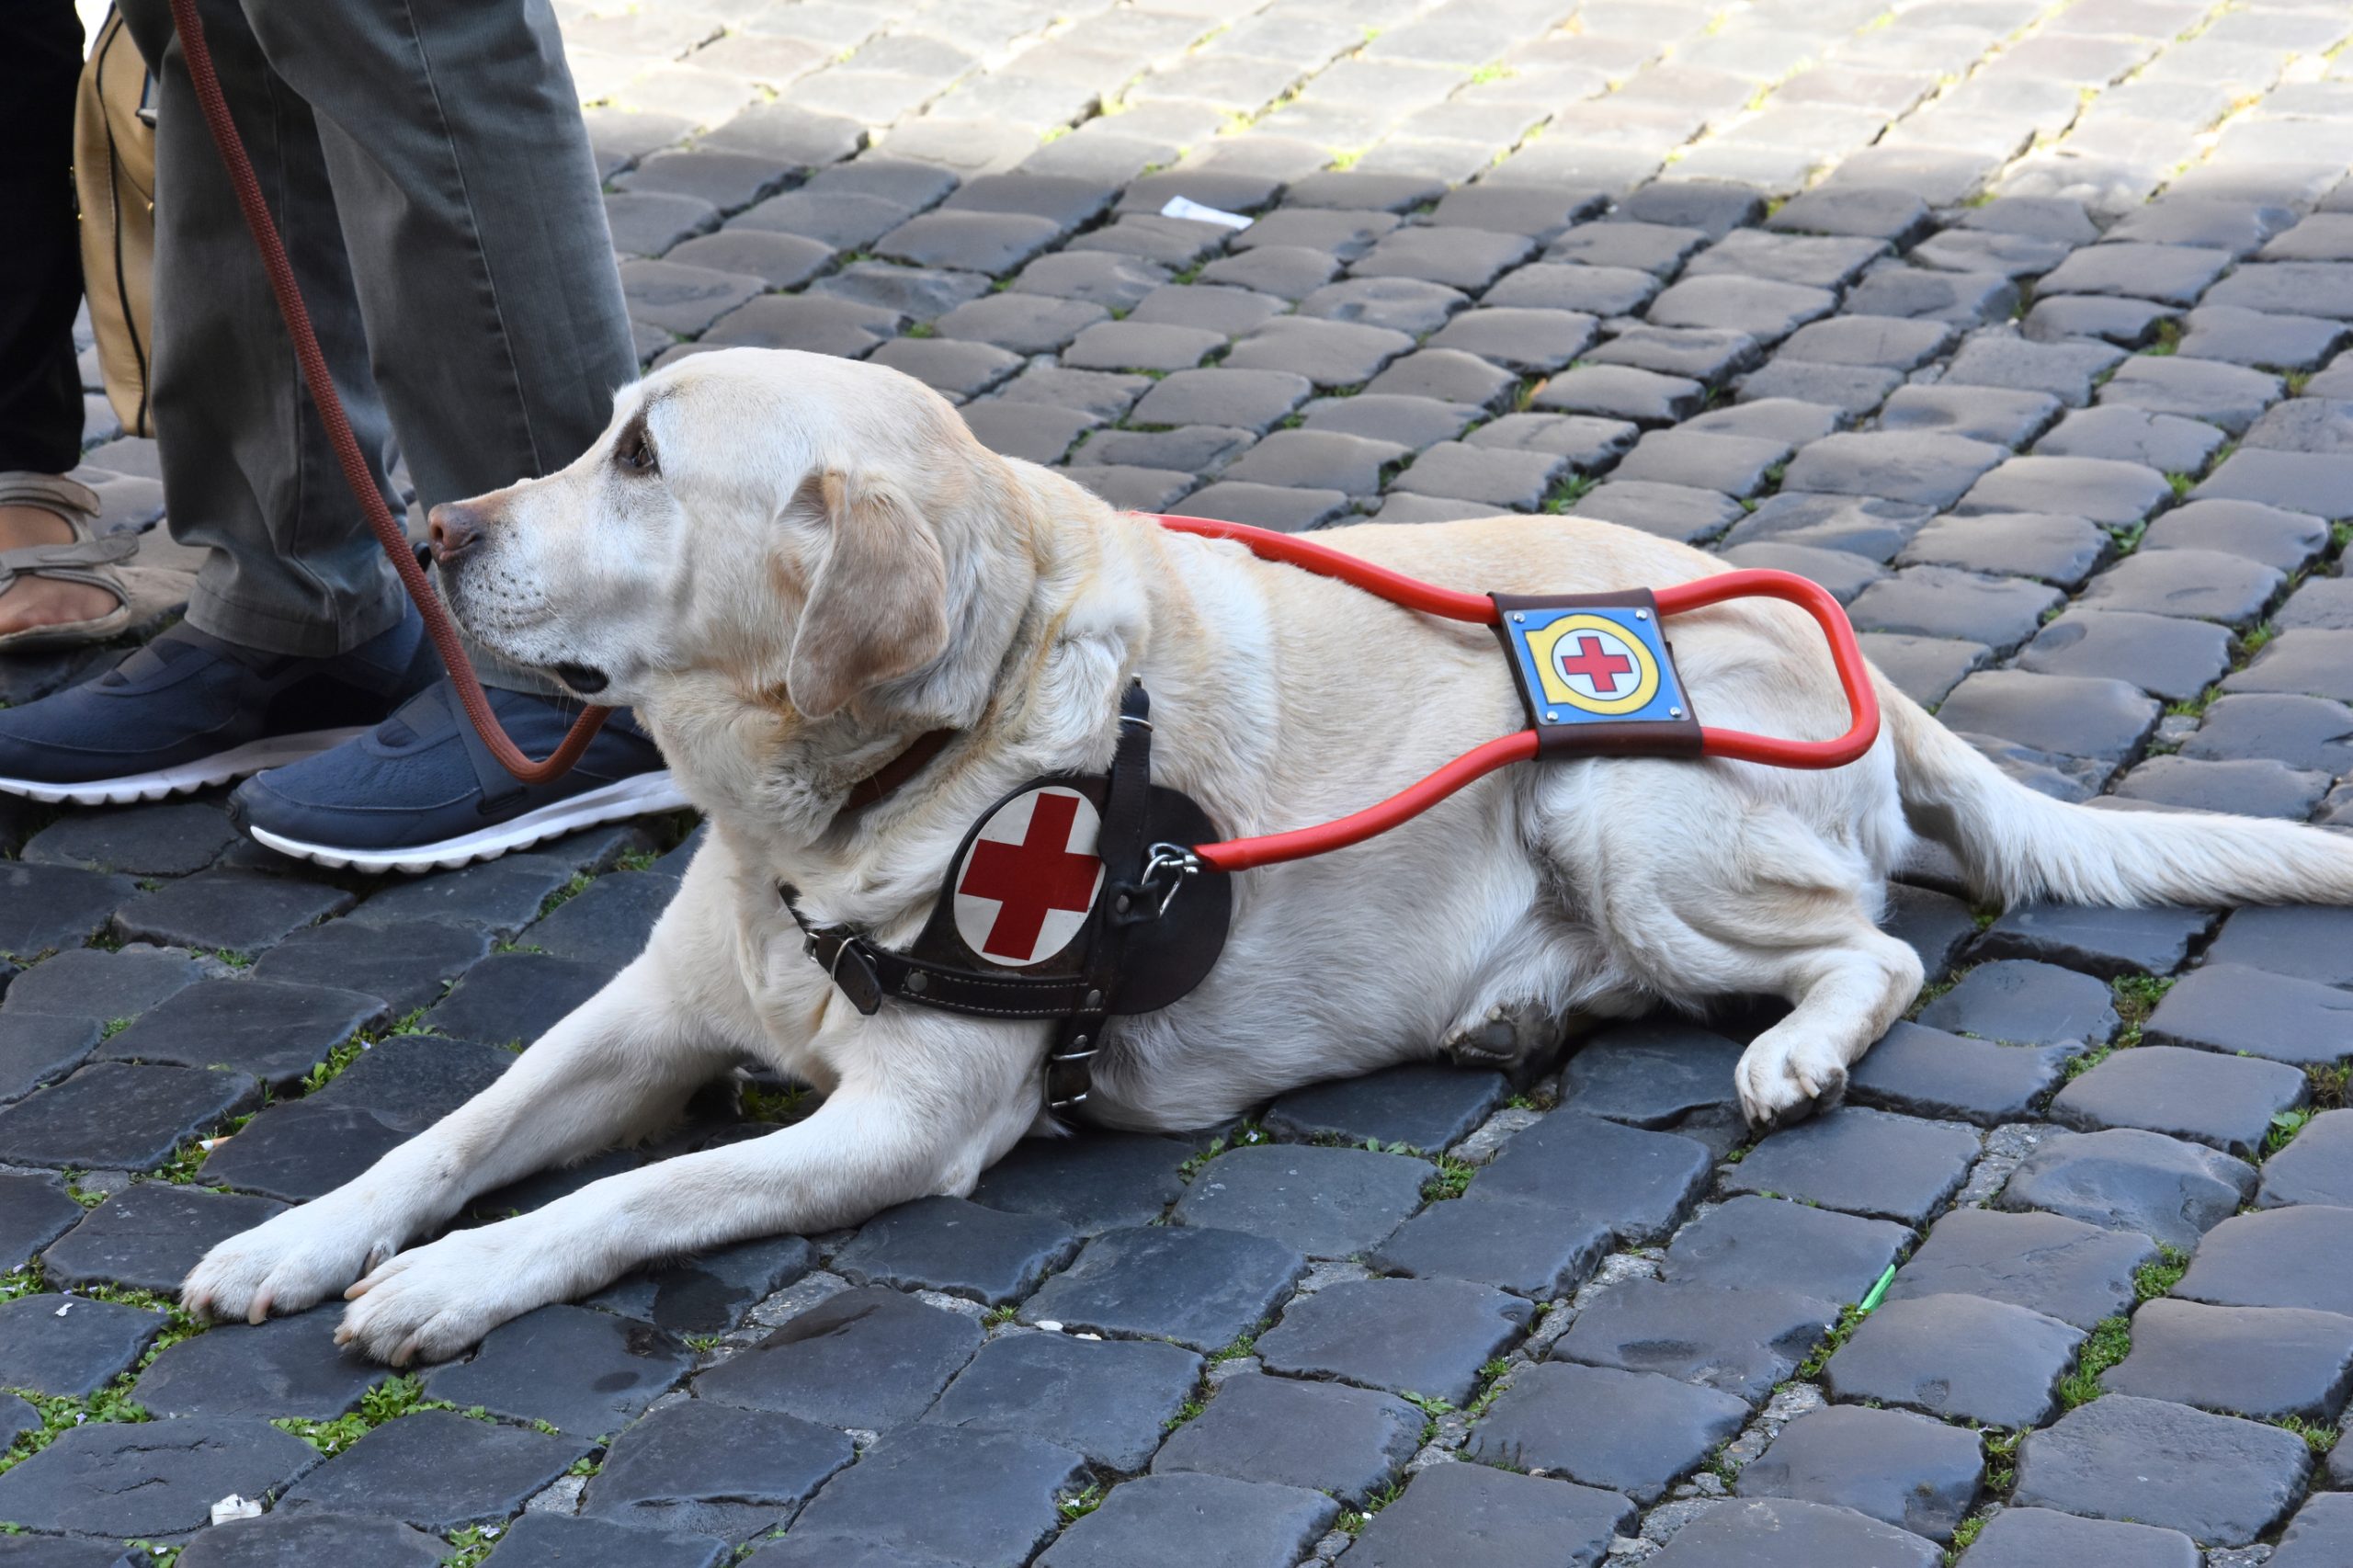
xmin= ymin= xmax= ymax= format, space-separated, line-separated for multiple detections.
xmin=210 ymin=1494 xmax=265 ymax=1525
xmin=1160 ymin=196 xmax=1253 ymax=230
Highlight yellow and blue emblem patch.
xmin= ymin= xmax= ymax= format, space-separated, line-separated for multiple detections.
xmin=1496 ymin=597 xmax=1696 ymax=744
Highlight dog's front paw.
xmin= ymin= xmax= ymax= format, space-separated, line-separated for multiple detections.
xmin=1734 ymin=1040 xmax=1847 ymax=1133
xmin=335 ymin=1225 xmax=553 ymax=1367
xmin=183 ymin=1200 xmax=402 ymax=1326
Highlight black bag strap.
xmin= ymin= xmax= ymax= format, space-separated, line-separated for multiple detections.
xmin=1043 ymin=680 xmax=1153 ymax=1111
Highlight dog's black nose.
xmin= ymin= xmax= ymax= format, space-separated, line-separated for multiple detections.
xmin=427 ymin=502 xmax=484 ymax=565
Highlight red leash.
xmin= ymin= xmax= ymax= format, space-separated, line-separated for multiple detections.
xmin=1152 ymin=516 xmax=1881 ymax=873
xmin=166 ymin=0 xmax=608 ymax=785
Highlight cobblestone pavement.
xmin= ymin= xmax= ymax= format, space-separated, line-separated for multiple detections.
xmin=11 ymin=1 xmax=2353 ymax=1565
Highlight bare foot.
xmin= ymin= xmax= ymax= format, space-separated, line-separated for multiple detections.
xmin=0 ymin=501 xmax=118 ymax=639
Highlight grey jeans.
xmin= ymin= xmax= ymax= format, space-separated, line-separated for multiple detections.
xmin=118 ymin=0 xmax=633 ymax=685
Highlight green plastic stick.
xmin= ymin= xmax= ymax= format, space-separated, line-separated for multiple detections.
xmin=1858 ymin=1264 xmax=1897 ymax=1315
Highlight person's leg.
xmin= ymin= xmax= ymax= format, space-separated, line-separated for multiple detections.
xmin=0 ymin=2 xmax=114 ymax=638
xmin=119 ymin=0 xmax=412 ymax=658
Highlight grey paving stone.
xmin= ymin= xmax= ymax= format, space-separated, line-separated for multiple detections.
xmin=926 ymin=1329 xmax=1199 ymax=1472
xmin=1071 ymin=216 xmax=1232 ymax=271
xmin=1369 ymin=1193 xmax=1610 ymax=1299
xmin=2274 ymin=1494 xmax=2353 ymax=1568
xmin=2051 ymin=1044 xmax=2307 ymax=1158
xmin=1976 ymin=904 xmax=2213 ymax=982
xmin=1859 ymin=633 xmax=1989 ymax=709
xmin=463 ymin=1514 xmax=724 ymax=1568
xmin=1783 ymin=432 xmax=2008 ymax=509
xmin=2191 ymin=447 xmax=2353 ymax=519
xmin=831 ymin=1195 xmax=1079 ymax=1305
xmin=1127 ymin=284 xmax=1286 ymax=339
xmin=995 ymin=366 xmax=1151 ymax=422
xmin=730 ymin=1425 xmax=1086 ymax=1568
xmin=1551 ymin=1277 xmax=1836 ymax=1403
xmin=963 ymin=400 xmax=1098 ymax=463
xmin=1069 ymin=425 xmax=1254 ymax=479
xmin=1725 ymin=1107 xmax=1981 ymax=1225
xmin=1558 ymin=1018 xmax=1742 ymax=1131
xmin=1354 ymin=1469 xmax=1627 ymax=1568
xmin=0 ymin=1173 xmax=82 ymax=1270
xmin=870 ymin=335 xmax=1027 ymax=399
xmin=1914 ymin=229 xmax=2079 ymax=278
xmin=1724 ymin=493 xmax=1933 ymax=560
xmin=1571 ymin=479 xmax=1745 ymax=543
xmin=0 ymin=1291 xmax=165 ymax=1396
xmin=41 ymin=1180 xmax=282 ymax=1294
xmin=1429 ymin=185 xmax=1607 ymax=243
xmin=665 ymin=230 xmax=832 ymax=290
xmin=1584 ymin=324 xmax=1761 ymax=381
xmin=108 ymin=869 xmax=350 ymax=956
xmin=934 ymin=294 xmax=1108 ymax=355
xmin=0 ymin=1060 xmax=257 ymax=1170
xmin=1012 ymin=251 xmax=1169 ymax=312
xmin=1544 ymin=221 xmax=1709 ymax=278
xmin=1259 ymin=1276 xmax=1529 ymax=1403
xmin=2227 ymin=628 xmax=2353 ymax=701
xmin=2204 ymin=905 xmax=2353 ymax=988
xmin=2173 ymin=1205 xmax=2353 ymax=1313
xmin=1175 ymin=481 xmax=1352 ymax=530
xmin=2098 ymin=356 xmax=2283 ymax=437
xmin=423 ymin=1303 xmax=689 ymax=1437
xmin=1262 ymin=1062 xmax=1505 ymax=1153
xmin=2180 ymin=692 xmax=2353 ymax=774
xmin=1844 ymin=267 xmax=2020 ymax=325
xmin=1768 ymin=185 xmax=1933 ymax=244
xmin=2022 ymin=293 xmax=2181 ymax=347
xmin=0 ymin=945 xmax=205 ymax=1026
xmin=1721 ymin=541 xmax=1889 ymax=602
xmin=1233 ymin=206 xmax=1401 ymax=261
xmin=1777 ymin=315 xmax=1954 ymax=371
xmin=1392 ymin=440 xmax=1566 ymax=507
xmin=967 ymin=1132 xmax=1189 ymax=1235
xmin=20 ymin=801 xmax=236 ymax=877
xmin=2179 ymin=305 xmax=2350 ymax=373
xmin=0 ymin=1010 xmax=97 ymax=1104
xmin=702 ymin=105 xmax=869 ymax=172
xmin=702 ymin=294 xmax=904 ymax=358
xmin=586 ymin=1234 xmax=814 ymax=1337
xmin=1153 ymin=1369 xmax=1419 ymax=1504
xmin=2112 ymin=754 xmax=2333 ymax=818
xmin=2102 ymin=1297 xmax=2353 ymax=1422
xmin=1951 ymin=1506 xmax=2199 ymax=1568
xmin=1217 ymin=429 xmax=1398 ymax=496
xmin=1883 ymin=884 xmax=1980 ymax=985
xmin=2144 ymin=962 xmax=2353 ymax=1067
xmin=1195 ymin=244 xmax=1342 ymax=301
xmin=98 ymin=977 xmax=383 ymax=1092
xmin=1423 ymin=307 xmax=1596 ymax=373
xmin=1943 ymin=332 xmax=2126 ymax=408
xmin=2018 ymin=608 xmax=2233 ymax=702
xmin=1904 ymin=513 xmax=2111 ymax=588
xmin=2037 ymin=242 xmax=2234 ymax=306
xmin=1660 ymin=1193 xmax=1910 ymax=1306
xmin=1360 ymin=348 xmax=1519 ymax=410
xmin=1646 ymin=275 xmax=1836 ymax=343
xmin=344 ymin=854 xmax=577 ymax=940
xmin=2203 ymin=261 xmax=2353 ymax=322
xmin=1350 ymin=226 xmax=1535 ymax=291
xmin=2033 ymin=405 xmax=2227 ymax=473
xmin=873 ymin=210 xmax=1061 ymax=274
xmin=172 ymin=1511 xmax=449 ymax=1568
xmin=1020 ymin=1224 xmax=1303 ymax=1351
xmin=132 ymin=1307 xmax=385 ymax=1420
xmin=422 ymin=951 xmax=611 ymax=1047
xmin=1737 ymin=358 xmax=1907 ymax=417
xmin=1486 ymin=262 xmax=1663 ymax=317
xmin=1221 ymin=317 xmax=1415 ymax=389
xmin=1612 ymin=430 xmax=1788 ymax=496
xmin=1959 ymin=454 xmax=2175 ymax=527
xmin=1475 ymin=1109 xmax=1713 ymax=1246
xmin=1115 ymin=171 xmax=1280 ymax=220
xmin=1847 ymin=1020 xmax=2077 ymax=1128
xmin=1468 ymin=1359 xmax=1747 ymax=1505
xmin=583 ymin=1398 xmax=850 ymax=1542
xmin=605 ymin=191 xmax=720 ymax=256
xmin=252 ymin=918 xmax=491 ymax=1015
xmin=694 ymin=1284 xmax=982 ymax=1427
xmin=1933 ymin=670 xmax=2159 ymax=763
xmin=1532 ymin=364 xmax=1703 ymax=426
xmin=1997 ymin=1127 xmax=2256 ymax=1253
xmin=1736 ymin=1403 xmax=1982 ymax=1543
xmin=1036 ymin=1471 xmax=1337 ymax=1568
xmin=1303 ymin=393 xmax=1482 ymax=451
xmin=1847 ymin=568 xmax=2064 ymax=656
xmin=0 ymin=1414 xmax=319 ymax=1539
xmin=1061 ymin=320 xmax=1223 ymax=373
xmin=1826 ymin=1290 xmax=2083 ymax=1429
xmin=1466 ymin=411 xmax=1638 ymax=469
xmin=2079 ymin=547 xmax=2284 ymax=628
xmin=1127 ymin=369 xmax=1310 ymax=435
xmin=2011 ymin=1393 xmax=2309 ymax=1547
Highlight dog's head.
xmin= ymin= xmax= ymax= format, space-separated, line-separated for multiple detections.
xmin=428 ymin=349 xmax=1039 ymax=738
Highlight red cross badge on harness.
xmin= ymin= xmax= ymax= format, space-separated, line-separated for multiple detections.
xmin=951 ymin=786 xmax=1107 ymax=966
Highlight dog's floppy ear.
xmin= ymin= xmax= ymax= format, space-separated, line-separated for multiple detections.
xmin=785 ymin=469 xmax=950 ymax=720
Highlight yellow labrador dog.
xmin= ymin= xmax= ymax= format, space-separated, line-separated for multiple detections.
xmin=184 ymin=348 xmax=2353 ymax=1364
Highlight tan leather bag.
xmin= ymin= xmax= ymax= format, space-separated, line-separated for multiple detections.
xmin=76 ymin=8 xmax=158 ymax=439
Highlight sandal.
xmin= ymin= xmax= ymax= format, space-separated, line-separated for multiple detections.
xmin=0 ymin=472 xmax=194 ymax=652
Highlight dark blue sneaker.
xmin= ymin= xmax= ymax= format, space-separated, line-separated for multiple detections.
xmin=0 ymin=607 xmax=436 ymax=806
xmin=228 ymin=678 xmax=688 ymax=873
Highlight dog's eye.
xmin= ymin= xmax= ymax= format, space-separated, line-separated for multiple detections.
xmin=614 ymin=423 xmax=658 ymax=475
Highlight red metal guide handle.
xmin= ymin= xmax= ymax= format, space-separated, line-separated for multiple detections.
xmin=1150 ymin=515 xmax=1881 ymax=873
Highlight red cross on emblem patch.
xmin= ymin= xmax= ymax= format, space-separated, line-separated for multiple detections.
xmin=951 ymin=786 xmax=1107 ymax=966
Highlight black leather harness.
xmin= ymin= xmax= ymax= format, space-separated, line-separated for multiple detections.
xmin=780 ymin=682 xmax=1233 ymax=1114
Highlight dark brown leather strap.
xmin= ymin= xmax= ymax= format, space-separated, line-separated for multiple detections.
xmin=841 ymin=728 xmax=959 ymax=815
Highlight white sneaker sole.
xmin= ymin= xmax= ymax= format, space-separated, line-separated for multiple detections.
xmin=0 ymin=728 xmax=371 ymax=806
xmin=245 ymin=770 xmax=694 ymax=875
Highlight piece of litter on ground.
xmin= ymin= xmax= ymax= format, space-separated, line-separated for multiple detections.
xmin=1074 ymin=1332 xmax=1102 ymax=1340
xmin=1160 ymin=196 xmax=1252 ymax=230
xmin=1035 ymin=1319 xmax=1063 ymax=1332
xmin=210 ymin=1493 xmax=265 ymax=1525
xmin=53 ymin=1300 xmax=72 ymax=1317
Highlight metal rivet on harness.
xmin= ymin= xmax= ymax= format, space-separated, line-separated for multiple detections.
xmin=904 ymin=971 xmax=926 ymax=993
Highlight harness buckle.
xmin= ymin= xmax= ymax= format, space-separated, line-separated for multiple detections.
xmin=1137 ymin=842 xmax=1202 ymax=920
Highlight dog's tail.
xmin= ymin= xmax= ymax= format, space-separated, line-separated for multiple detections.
xmin=1881 ymin=674 xmax=2353 ymax=906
